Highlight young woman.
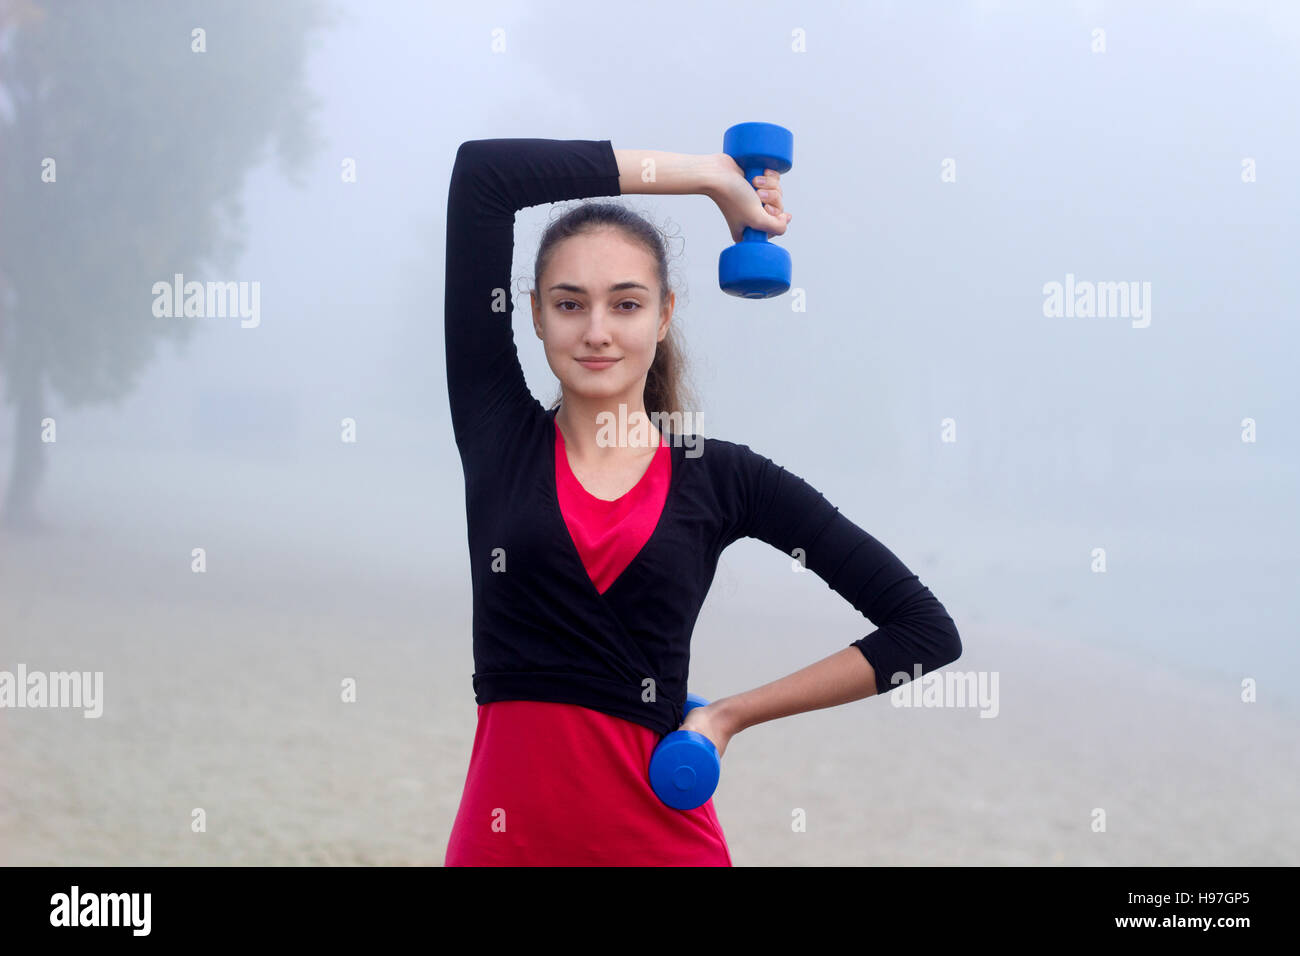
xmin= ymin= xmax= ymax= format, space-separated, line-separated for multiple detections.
xmin=442 ymin=137 xmax=962 ymax=866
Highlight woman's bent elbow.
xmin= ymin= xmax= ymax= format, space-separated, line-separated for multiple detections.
xmin=942 ymin=620 xmax=963 ymax=667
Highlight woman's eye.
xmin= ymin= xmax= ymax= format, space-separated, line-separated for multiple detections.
xmin=555 ymin=300 xmax=640 ymax=312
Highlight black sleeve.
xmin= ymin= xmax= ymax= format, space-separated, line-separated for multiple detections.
xmin=443 ymin=138 xmax=622 ymax=455
xmin=729 ymin=443 xmax=962 ymax=690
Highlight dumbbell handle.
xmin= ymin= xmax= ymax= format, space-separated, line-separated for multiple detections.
xmin=738 ymin=163 xmax=774 ymax=245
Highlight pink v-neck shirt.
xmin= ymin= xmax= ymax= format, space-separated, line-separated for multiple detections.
xmin=554 ymin=418 xmax=671 ymax=595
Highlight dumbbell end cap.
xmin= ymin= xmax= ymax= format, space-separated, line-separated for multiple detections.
xmin=649 ymin=730 xmax=721 ymax=810
xmin=719 ymin=242 xmax=791 ymax=299
xmin=722 ymin=122 xmax=794 ymax=172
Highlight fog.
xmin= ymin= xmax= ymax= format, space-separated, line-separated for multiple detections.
xmin=2 ymin=0 xmax=1299 ymax=866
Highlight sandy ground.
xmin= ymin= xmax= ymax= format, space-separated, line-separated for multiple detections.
xmin=2 ymin=519 xmax=1298 ymax=867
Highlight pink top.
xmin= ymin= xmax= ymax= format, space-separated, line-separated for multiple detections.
xmin=554 ymin=418 xmax=672 ymax=594
xmin=443 ymin=417 xmax=732 ymax=866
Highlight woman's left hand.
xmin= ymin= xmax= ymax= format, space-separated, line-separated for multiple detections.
xmin=678 ymin=702 xmax=736 ymax=760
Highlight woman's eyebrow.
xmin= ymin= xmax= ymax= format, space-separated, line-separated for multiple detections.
xmin=546 ymin=281 xmax=651 ymax=293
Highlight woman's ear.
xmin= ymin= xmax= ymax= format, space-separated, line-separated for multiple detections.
xmin=531 ymin=290 xmax=544 ymax=339
xmin=658 ymin=291 xmax=674 ymax=341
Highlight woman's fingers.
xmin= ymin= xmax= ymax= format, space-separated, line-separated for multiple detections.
xmin=753 ymin=171 xmax=780 ymax=193
xmin=754 ymin=169 xmax=786 ymax=216
xmin=751 ymin=169 xmax=790 ymax=228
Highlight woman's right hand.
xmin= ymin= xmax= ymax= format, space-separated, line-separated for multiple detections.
xmin=707 ymin=153 xmax=793 ymax=245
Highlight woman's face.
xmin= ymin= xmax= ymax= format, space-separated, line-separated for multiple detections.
xmin=531 ymin=227 xmax=673 ymax=409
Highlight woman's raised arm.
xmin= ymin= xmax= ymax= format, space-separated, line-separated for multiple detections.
xmin=614 ymin=147 xmax=792 ymax=243
xmin=443 ymin=137 xmax=795 ymax=458
xmin=443 ymin=138 xmax=622 ymax=454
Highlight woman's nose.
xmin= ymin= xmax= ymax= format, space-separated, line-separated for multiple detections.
xmin=584 ymin=311 xmax=613 ymax=343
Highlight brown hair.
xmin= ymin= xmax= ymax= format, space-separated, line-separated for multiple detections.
xmin=533 ymin=201 xmax=697 ymax=421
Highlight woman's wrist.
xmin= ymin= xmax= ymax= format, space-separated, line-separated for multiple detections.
xmin=708 ymin=694 xmax=750 ymax=737
xmin=613 ymin=148 xmax=728 ymax=198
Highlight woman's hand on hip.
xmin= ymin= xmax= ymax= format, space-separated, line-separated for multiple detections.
xmin=678 ymin=701 xmax=736 ymax=760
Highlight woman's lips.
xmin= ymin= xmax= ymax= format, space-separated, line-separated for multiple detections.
xmin=576 ymin=357 xmax=619 ymax=370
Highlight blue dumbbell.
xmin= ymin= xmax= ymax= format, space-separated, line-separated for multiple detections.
xmin=649 ymin=692 xmax=721 ymax=810
xmin=718 ymin=121 xmax=794 ymax=299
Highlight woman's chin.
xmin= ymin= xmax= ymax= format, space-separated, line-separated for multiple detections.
xmin=561 ymin=379 xmax=629 ymax=402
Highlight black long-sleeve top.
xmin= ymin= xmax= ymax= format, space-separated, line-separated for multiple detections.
xmin=444 ymin=137 xmax=962 ymax=737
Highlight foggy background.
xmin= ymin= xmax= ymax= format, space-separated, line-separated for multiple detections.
xmin=2 ymin=0 xmax=1297 ymax=866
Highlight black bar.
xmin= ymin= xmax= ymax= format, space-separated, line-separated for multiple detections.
xmin=0 ymin=865 xmax=1284 ymax=941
